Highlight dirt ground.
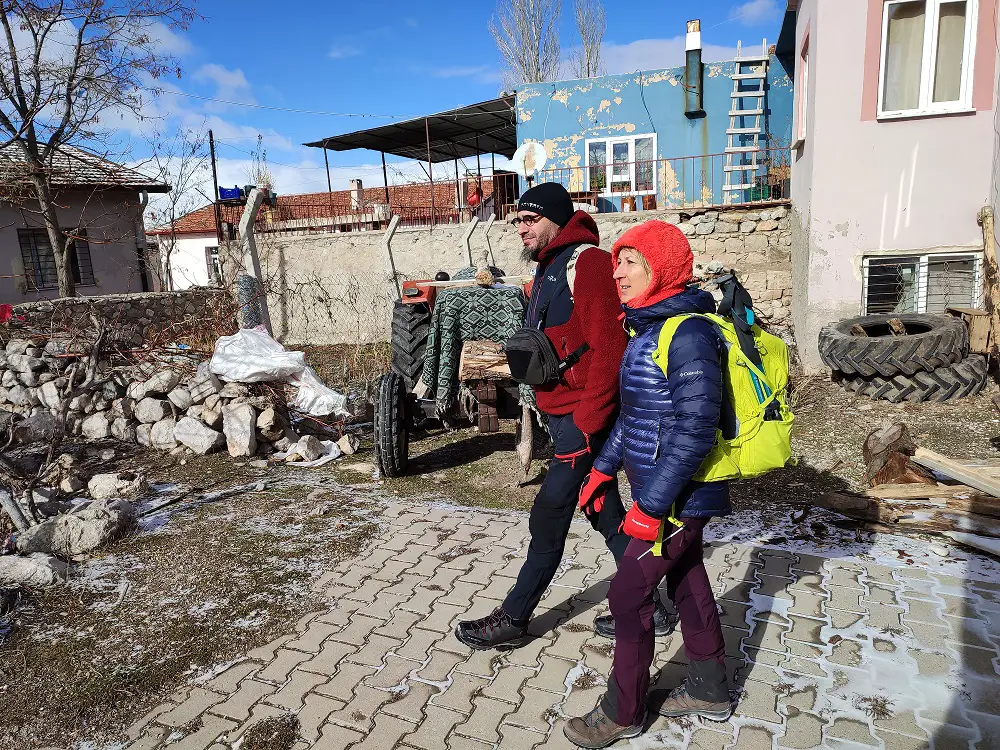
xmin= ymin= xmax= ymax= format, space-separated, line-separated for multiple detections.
xmin=1 ymin=376 xmax=999 ymax=748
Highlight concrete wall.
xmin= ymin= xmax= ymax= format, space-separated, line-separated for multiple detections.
xmin=164 ymin=232 xmax=219 ymax=290
xmin=516 ymin=57 xmax=794 ymax=209
xmin=0 ymin=188 xmax=153 ymax=301
xmin=259 ymin=207 xmax=794 ymax=346
xmin=791 ymin=0 xmax=1000 ymax=371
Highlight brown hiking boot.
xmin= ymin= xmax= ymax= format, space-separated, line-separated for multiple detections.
xmin=563 ymin=704 xmax=644 ymax=749
xmin=652 ymin=683 xmax=733 ymax=722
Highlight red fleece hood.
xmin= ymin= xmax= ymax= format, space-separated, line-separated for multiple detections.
xmin=534 ymin=210 xmax=601 ymax=263
xmin=611 ymin=220 xmax=694 ymax=309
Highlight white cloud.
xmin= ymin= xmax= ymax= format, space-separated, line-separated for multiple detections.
xmin=193 ymin=64 xmax=255 ymax=104
xmin=329 ymin=43 xmax=363 ymax=60
xmin=601 ymin=37 xmax=740 ymax=74
xmin=730 ymin=0 xmax=782 ymax=25
xmin=190 ymin=115 xmax=295 ymax=153
xmin=146 ymin=21 xmax=194 ymax=56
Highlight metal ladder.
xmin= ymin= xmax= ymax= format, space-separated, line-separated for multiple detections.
xmin=723 ymin=39 xmax=769 ymax=205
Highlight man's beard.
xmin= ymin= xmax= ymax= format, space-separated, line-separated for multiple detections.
xmin=520 ymin=244 xmax=536 ymax=263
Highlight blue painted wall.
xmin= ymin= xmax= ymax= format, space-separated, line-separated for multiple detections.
xmin=516 ymin=56 xmax=793 ymax=210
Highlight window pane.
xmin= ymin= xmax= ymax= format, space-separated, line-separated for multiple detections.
xmin=883 ymin=1 xmax=926 ymax=112
xmin=865 ymin=257 xmax=919 ymax=313
xmin=588 ymin=142 xmax=607 ymax=191
xmin=71 ymin=229 xmax=95 ymax=286
xmin=611 ymin=142 xmax=630 ymax=192
xmin=635 ymin=137 xmax=655 ymax=192
xmin=926 ymin=257 xmax=975 ymax=311
xmin=933 ymin=2 xmax=967 ymax=103
xmin=18 ymin=228 xmax=58 ymax=290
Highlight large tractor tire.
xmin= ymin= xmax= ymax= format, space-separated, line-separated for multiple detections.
xmin=818 ymin=313 xmax=968 ymax=378
xmin=843 ymin=354 xmax=988 ymax=403
xmin=391 ymin=301 xmax=431 ymax=391
xmin=374 ymin=372 xmax=409 ymax=477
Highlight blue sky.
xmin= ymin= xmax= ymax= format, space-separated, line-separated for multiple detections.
xmin=136 ymin=0 xmax=787 ymax=200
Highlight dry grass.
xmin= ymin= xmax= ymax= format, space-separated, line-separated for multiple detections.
xmin=853 ymin=694 xmax=895 ymax=721
xmin=241 ymin=714 xmax=299 ymax=750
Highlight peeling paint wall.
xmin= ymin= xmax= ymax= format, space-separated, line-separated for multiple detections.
xmin=516 ymin=57 xmax=794 ymax=209
xmin=791 ymin=0 xmax=1000 ymax=372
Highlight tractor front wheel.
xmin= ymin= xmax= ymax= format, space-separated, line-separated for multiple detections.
xmin=391 ymin=301 xmax=431 ymax=391
xmin=374 ymin=371 xmax=409 ymax=477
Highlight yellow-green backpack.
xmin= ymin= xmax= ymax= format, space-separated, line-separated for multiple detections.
xmin=652 ymin=312 xmax=794 ymax=483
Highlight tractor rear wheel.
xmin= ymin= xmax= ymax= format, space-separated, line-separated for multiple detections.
xmin=374 ymin=371 xmax=409 ymax=477
xmin=391 ymin=301 xmax=431 ymax=390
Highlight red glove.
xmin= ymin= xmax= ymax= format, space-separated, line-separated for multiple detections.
xmin=578 ymin=469 xmax=614 ymax=518
xmin=622 ymin=504 xmax=661 ymax=541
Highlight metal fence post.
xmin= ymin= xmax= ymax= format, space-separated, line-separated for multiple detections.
xmin=463 ymin=216 xmax=480 ymax=269
xmin=482 ymin=215 xmax=497 ymax=268
xmin=383 ymin=214 xmax=402 ymax=300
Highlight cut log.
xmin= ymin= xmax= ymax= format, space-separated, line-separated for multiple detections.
xmin=888 ymin=317 xmax=907 ymax=336
xmin=459 ymin=340 xmax=511 ymax=381
xmin=817 ymin=492 xmax=905 ymax=523
xmin=515 ymin=403 xmax=534 ymax=483
xmin=863 ymin=423 xmax=935 ymax=487
xmin=912 ymin=447 xmax=1000 ymax=498
xmin=850 ymin=324 xmax=869 ymax=337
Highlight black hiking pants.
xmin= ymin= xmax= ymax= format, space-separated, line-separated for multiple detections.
xmin=502 ymin=413 xmax=630 ymax=622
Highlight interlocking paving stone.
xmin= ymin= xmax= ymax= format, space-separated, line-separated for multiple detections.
xmin=326 ymin=684 xmax=395 ymax=732
xmin=313 ymin=722 xmax=364 ymax=750
xmin=264 ymin=669 xmax=329 ymax=710
xmin=349 ymin=712 xmax=418 ymax=750
xmin=299 ymin=640 xmax=360 ymax=676
xmin=209 ymin=679 xmax=277 ymax=721
xmin=454 ymin=647 xmax=502 ymax=679
xmin=403 ymin=705 xmax=467 ymax=750
xmin=382 ymin=680 xmax=439 ymax=723
xmin=503 ymin=687 xmax=562 ymax=732
xmin=416 ymin=649 xmax=467 ymax=683
xmin=778 ymin=710 xmax=827 ymax=749
xmin=454 ymin=696 xmax=515 ymax=743
xmin=166 ymin=714 xmax=237 ymax=750
xmin=431 ymin=672 xmax=490 ymax=714
xmin=364 ymin=653 xmax=421 ymax=689
xmin=480 ymin=664 xmax=534 ymax=704
xmin=396 ymin=628 xmax=445 ymax=661
xmin=345 ymin=633 xmax=404 ymax=668
xmin=313 ymin=663 xmax=378 ymax=703
xmin=296 ymin=693 xmax=346 ymax=741
xmin=156 ymin=687 xmax=226 ymax=727
xmin=498 ymin=723 xmax=548 ymax=750
xmin=203 ymin=661 xmax=259 ymax=693
xmin=733 ymin=725 xmax=779 ymax=750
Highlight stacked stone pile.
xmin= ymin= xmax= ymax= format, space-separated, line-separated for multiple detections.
xmin=0 ymin=337 xmax=317 ymax=459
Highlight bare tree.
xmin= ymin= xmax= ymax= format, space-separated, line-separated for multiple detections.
xmin=489 ymin=0 xmax=562 ymax=89
xmin=146 ymin=127 xmax=210 ymax=290
xmin=247 ymin=134 xmax=274 ymax=193
xmin=0 ymin=0 xmax=197 ymax=298
xmin=570 ymin=0 xmax=605 ymax=79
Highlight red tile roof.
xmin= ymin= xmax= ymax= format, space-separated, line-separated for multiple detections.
xmin=150 ymin=177 xmax=505 ymax=235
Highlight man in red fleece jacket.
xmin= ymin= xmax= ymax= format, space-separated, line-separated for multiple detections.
xmin=455 ymin=183 xmax=675 ymax=650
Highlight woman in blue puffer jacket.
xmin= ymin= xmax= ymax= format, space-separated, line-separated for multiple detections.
xmin=565 ymin=220 xmax=733 ymax=749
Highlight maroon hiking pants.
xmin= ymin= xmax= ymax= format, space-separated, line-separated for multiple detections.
xmin=601 ymin=518 xmax=726 ymax=727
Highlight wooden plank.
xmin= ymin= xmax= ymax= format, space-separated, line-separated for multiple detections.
xmin=866 ymin=483 xmax=980 ymax=500
xmin=415 ymin=275 xmax=531 ymax=288
xmin=912 ymin=448 xmax=1000 ymax=498
xmin=888 ymin=318 xmax=907 ymax=336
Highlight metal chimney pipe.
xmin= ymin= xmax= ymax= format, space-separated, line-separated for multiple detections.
xmin=685 ymin=19 xmax=706 ymax=119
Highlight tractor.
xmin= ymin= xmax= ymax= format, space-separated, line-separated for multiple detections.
xmin=373 ymin=267 xmax=534 ymax=478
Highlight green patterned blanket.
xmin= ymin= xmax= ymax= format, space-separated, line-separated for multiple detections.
xmin=419 ymin=269 xmax=526 ymax=413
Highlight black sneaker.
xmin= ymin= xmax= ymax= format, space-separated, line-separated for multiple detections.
xmin=454 ymin=607 xmax=528 ymax=650
xmin=594 ymin=601 xmax=678 ymax=640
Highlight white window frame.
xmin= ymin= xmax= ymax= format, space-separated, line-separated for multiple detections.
xmin=862 ymin=251 xmax=983 ymax=314
xmin=793 ymin=37 xmax=809 ymax=148
xmin=584 ymin=133 xmax=658 ymax=196
xmin=877 ymin=0 xmax=979 ymax=120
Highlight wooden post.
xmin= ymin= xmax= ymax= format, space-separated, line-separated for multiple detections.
xmin=980 ymin=206 xmax=998 ymax=357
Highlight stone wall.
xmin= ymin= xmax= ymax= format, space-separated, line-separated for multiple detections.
xmin=260 ymin=203 xmax=795 ymax=347
xmin=9 ymin=290 xmax=230 ymax=348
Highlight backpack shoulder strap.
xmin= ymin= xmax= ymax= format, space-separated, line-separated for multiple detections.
xmin=652 ymin=313 xmax=702 ymax=377
xmin=565 ymin=244 xmax=592 ymax=303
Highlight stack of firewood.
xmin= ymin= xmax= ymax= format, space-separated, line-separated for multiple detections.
xmin=818 ymin=423 xmax=1000 ymax=557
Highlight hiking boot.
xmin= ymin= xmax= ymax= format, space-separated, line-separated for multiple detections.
xmin=454 ymin=607 xmax=528 ymax=651
xmin=651 ymin=682 xmax=732 ymax=721
xmin=563 ymin=703 xmax=644 ymax=749
xmin=594 ymin=599 xmax=678 ymax=640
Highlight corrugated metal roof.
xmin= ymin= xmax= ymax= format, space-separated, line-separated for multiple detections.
xmin=0 ymin=144 xmax=171 ymax=192
xmin=305 ymin=96 xmax=517 ymax=163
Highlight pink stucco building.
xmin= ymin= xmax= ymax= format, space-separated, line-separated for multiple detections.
xmin=783 ymin=0 xmax=1000 ymax=370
